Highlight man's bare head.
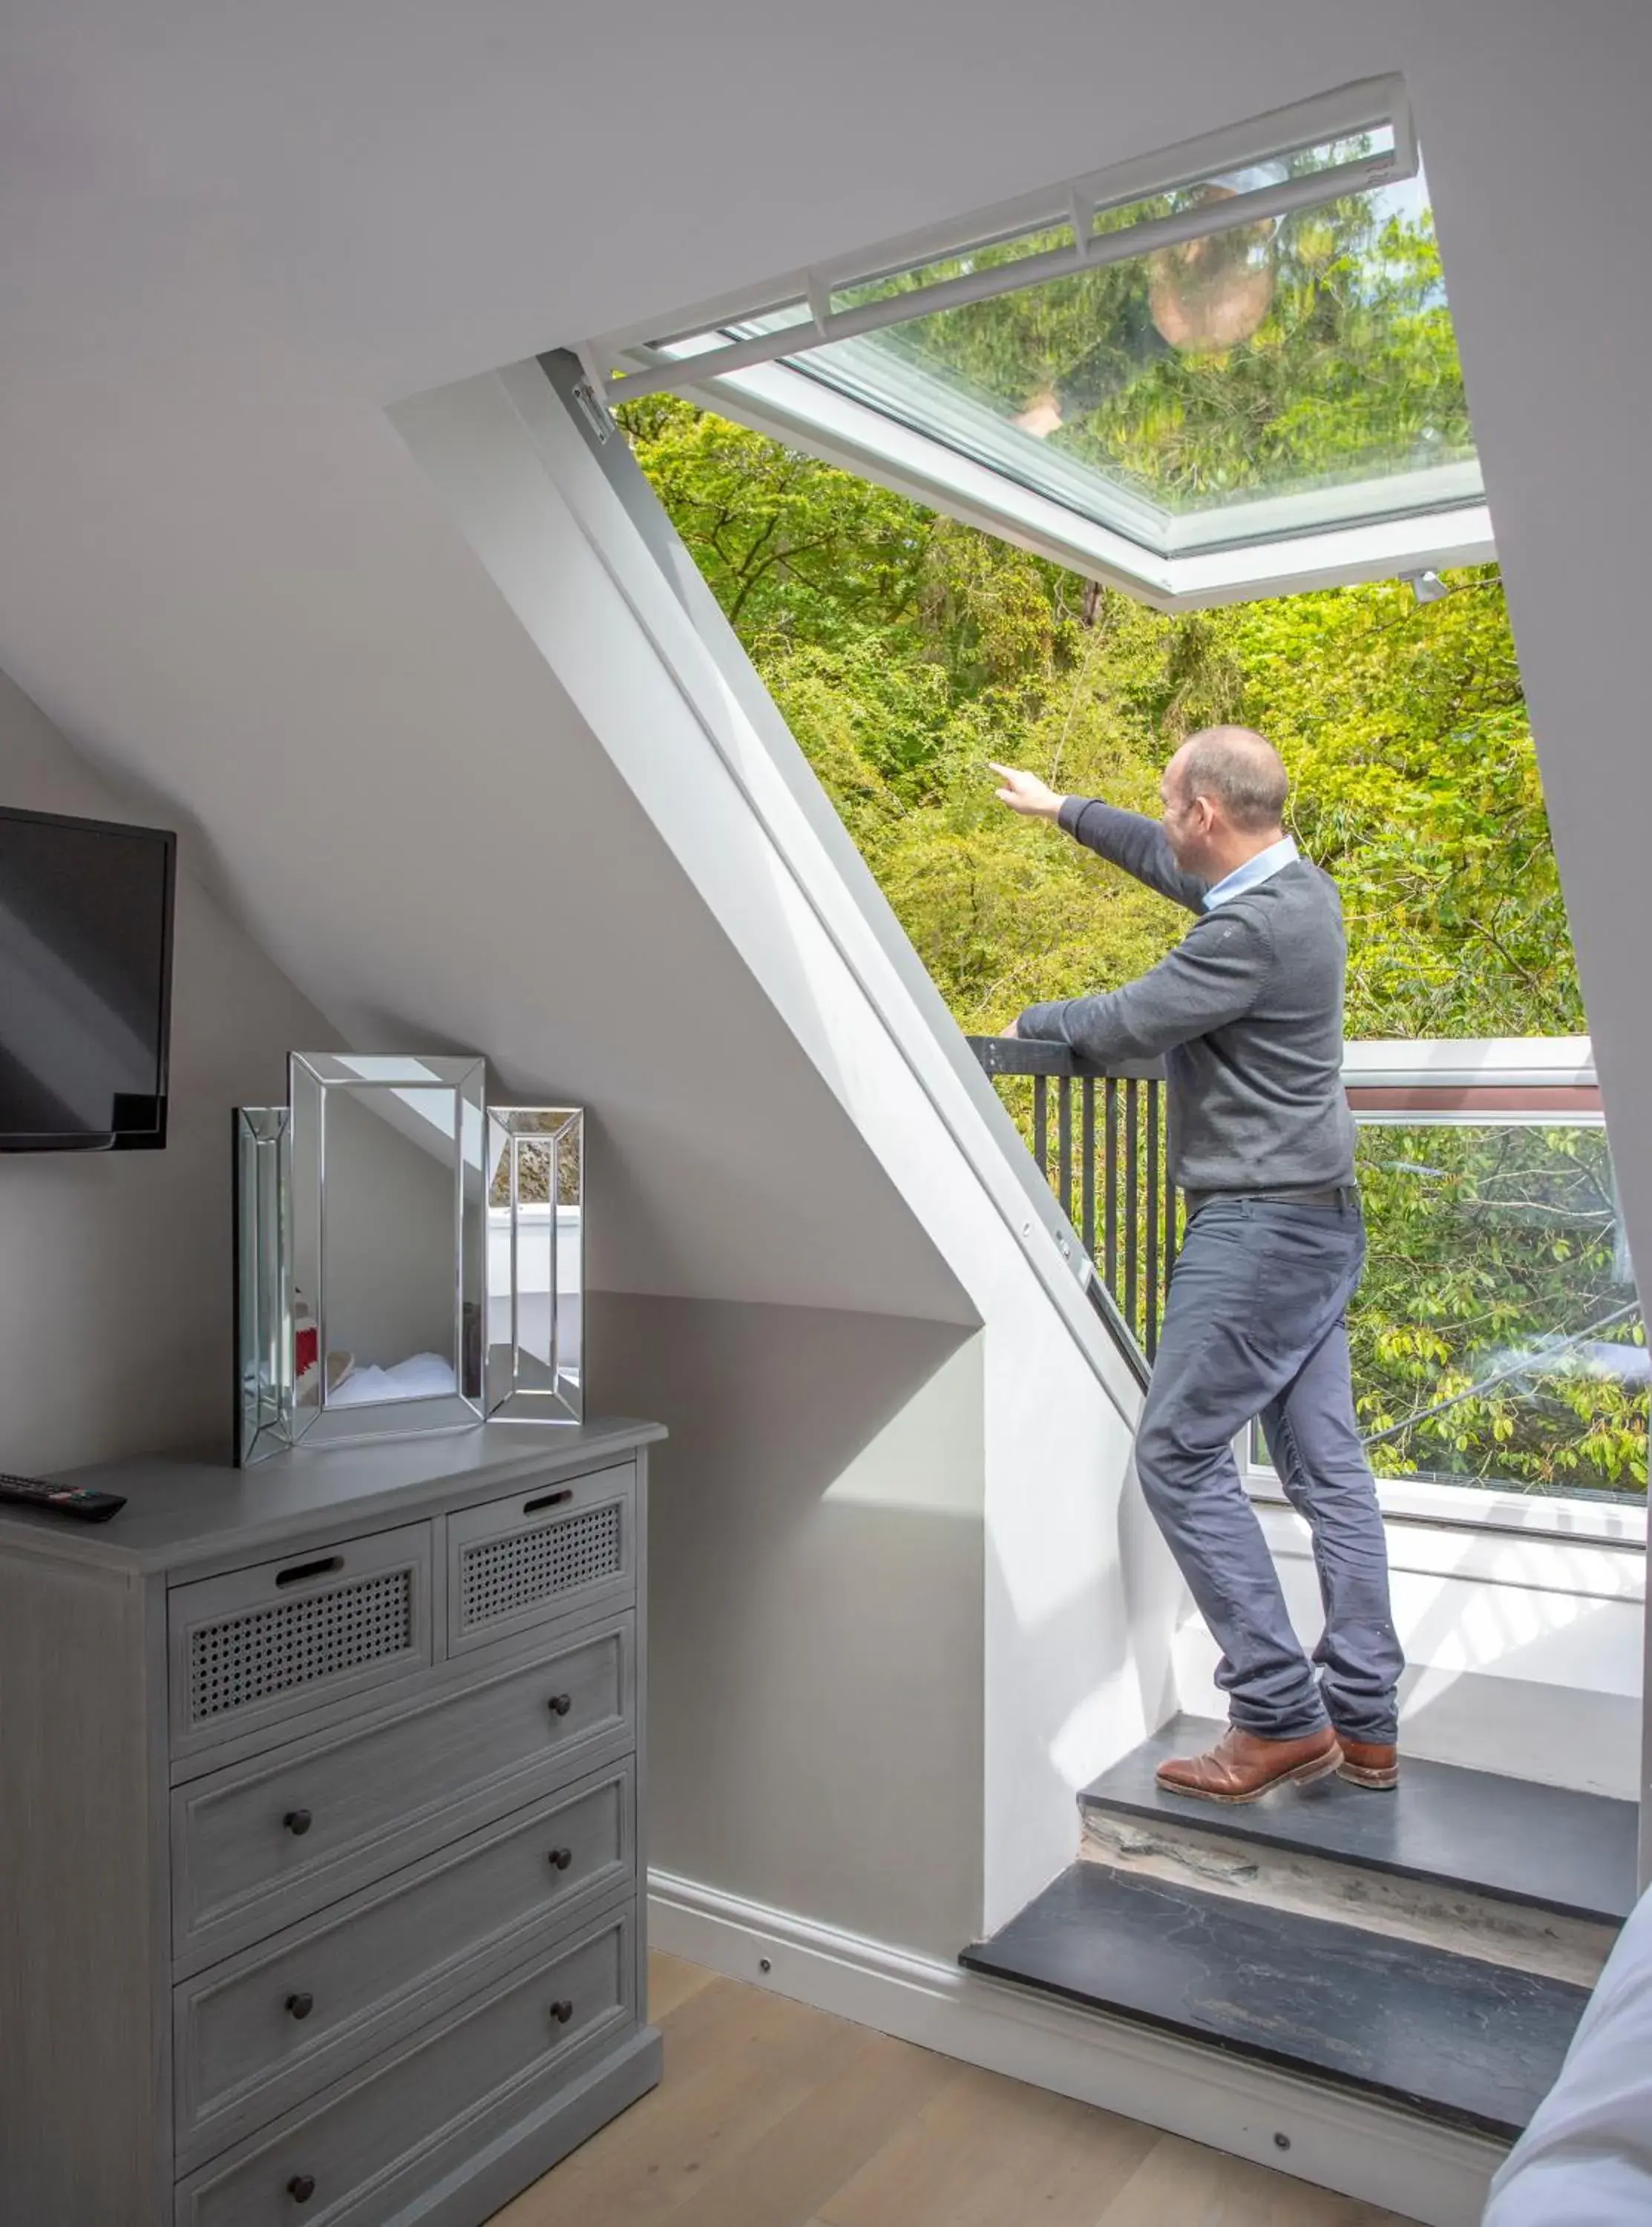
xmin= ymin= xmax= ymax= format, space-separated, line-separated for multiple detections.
xmin=1167 ymin=727 xmax=1289 ymax=832
xmin=1160 ymin=726 xmax=1289 ymax=877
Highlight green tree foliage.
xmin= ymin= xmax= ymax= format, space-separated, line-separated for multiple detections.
xmin=854 ymin=192 xmax=1472 ymax=511
xmin=614 ymin=387 xmax=1644 ymax=1497
xmin=1351 ymin=1127 xmax=1645 ymax=1492
xmin=621 ymin=390 xmax=1575 ymax=1040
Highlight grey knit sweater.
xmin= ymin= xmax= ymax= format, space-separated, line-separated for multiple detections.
xmin=1016 ymin=799 xmax=1356 ymax=1195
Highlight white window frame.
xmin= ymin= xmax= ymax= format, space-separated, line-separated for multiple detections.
xmin=1240 ymin=1038 xmax=1648 ymax=1550
xmin=686 ymin=354 xmax=1495 ymax=614
xmin=580 ymin=74 xmax=1498 ymax=608
xmin=591 ymin=76 xmax=1416 ymax=403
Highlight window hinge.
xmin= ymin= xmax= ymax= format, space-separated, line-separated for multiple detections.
xmin=572 ymin=378 xmax=615 ymax=445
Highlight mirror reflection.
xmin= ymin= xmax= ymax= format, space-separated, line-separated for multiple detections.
xmin=286 ymin=1053 xmax=486 ymax=1448
xmin=485 ymin=1108 xmax=583 ymax=1421
xmin=233 ymin=1107 xmax=293 ymax=1468
xmin=318 ymin=1085 xmax=463 ymax=1407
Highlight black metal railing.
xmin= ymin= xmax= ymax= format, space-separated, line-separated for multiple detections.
xmin=970 ymin=1037 xmax=1177 ymax=1370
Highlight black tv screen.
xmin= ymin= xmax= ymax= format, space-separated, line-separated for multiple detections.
xmin=0 ymin=806 xmax=176 ymax=1151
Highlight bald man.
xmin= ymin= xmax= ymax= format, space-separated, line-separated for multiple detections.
xmin=994 ymin=730 xmax=1403 ymax=1802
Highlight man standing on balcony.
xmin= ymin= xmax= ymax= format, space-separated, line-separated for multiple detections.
xmin=992 ymin=729 xmax=1403 ymax=1802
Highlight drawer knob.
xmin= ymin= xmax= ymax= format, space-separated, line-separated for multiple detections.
xmin=287 ymin=2174 xmax=316 ymax=2203
xmin=283 ymin=1808 xmax=312 ymax=1837
xmin=548 ymin=1845 xmax=574 ymax=1872
xmin=286 ymin=1991 xmax=315 ymax=2021
xmin=546 ymin=1693 xmax=573 ymax=1719
xmin=550 ymin=1998 xmax=575 ymax=2025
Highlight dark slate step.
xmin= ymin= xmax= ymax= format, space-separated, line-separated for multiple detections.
xmin=963 ymin=1863 xmax=1590 ymax=2142
xmin=1080 ymin=1713 xmax=1637 ymax=1927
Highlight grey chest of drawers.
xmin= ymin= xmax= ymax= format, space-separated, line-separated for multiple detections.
xmin=0 ymin=1418 xmax=666 ymax=2227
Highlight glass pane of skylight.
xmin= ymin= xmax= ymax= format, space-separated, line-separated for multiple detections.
xmin=767 ymin=159 xmax=1478 ymax=557
xmin=648 ymin=295 xmax=813 ymax=359
xmin=828 ymin=218 xmax=1079 ymax=315
xmin=1089 ymin=122 xmax=1397 ymax=240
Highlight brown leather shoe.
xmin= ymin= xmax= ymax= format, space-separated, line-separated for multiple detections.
xmin=1155 ymin=1724 xmax=1340 ymax=1805
xmin=1335 ymin=1734 xmax=1400 ymax=1790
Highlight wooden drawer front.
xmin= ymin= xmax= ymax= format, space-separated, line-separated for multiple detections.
xmin=175 ymin=1761 xmax=635 ymax=2158
xmin=177 ymin=1900 xmax=635 ymax=2227
xmin=168 ymin=1526 xmax=433 ymax=1758
xmin=173 ymin=1616 xmax=634 ymax=1963
xmin=447 ymin=1462 xmax=635 ymax=1655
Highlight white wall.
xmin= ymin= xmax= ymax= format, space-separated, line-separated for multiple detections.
xmin=589 ymin=1294 xmax=986 ymax=1959
xmin=0 ymin=670 xmax=330 ymax=1471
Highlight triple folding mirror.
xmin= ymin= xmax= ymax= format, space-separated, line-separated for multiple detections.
xmin=234 ymin=1056 xmax=583 ymax=1465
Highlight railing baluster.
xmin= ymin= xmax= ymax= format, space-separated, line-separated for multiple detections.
xmin=1081 ymin=1079 xmax=1096 ymax=1264
xmin=1124 ymin=1080 xmax=1140 ymax=1344
xmin=1104 ymin=1079 xmax=1119 ymax=1302
xmin=1057 ymin=1077 xmax=1073 ymax=1225
xmin=966 ymin=1041 xmax=1173 ymax=1379
xmin=1145 ymin=1081 xmax=1160 ymax=1361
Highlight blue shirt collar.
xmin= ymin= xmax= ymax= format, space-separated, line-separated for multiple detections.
xmin=1202 ymin=834 xmax=1299 ymax=912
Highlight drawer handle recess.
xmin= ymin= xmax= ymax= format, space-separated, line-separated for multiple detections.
xmin=275 ymin=1555 xmax=343 ymax=1589
xmin=547 ymin=1693 xmax=573 ymax=1719
xmin=283 ymin=1808 xmax=313 ymax=1837
xmin=523 ymin=1488 xmax=574 ymax=1514
xmin=288 ymin=2174 xmax=316 ymax=2203
xmin=550 ymin=1998 xmax=575 ymax=2025
xmin=286 ymin=1991 xmax=315 ymax=2021
xmin=548 ymin=1845 xmax=574 ymax=1871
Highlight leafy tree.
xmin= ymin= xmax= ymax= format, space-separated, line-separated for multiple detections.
xmin=614 ymin=394 xmax=929 ymax=642
xmin=1350 ymin=1125 xmax=1644 ymax=1493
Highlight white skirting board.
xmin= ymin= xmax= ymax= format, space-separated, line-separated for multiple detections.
xmin=649 ymin=1870 xmax=1507 ymax=2227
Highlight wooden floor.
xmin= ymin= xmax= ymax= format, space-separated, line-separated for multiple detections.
xmin=491 ymin=1953 xmax=1424 ymax=2227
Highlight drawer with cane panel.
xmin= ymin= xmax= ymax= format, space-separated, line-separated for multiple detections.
xmin=0 ymin=1425 xmax=663 ymax=2226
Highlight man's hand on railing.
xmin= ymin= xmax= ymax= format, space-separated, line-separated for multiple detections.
xmin=968 ymin=1035 xmax=1167 ymax=1080
xmin=989 ymin=762 xmax=1068 ymax=822
xmin=1000 ymin=1018 xmax=1020 ymax=1039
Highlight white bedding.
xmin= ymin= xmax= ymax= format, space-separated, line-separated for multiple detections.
xmin=1482 ymin=1882 xmax=1652 ymax=2225
xmin=327 ymin=1353 xmax=458 ymax=1407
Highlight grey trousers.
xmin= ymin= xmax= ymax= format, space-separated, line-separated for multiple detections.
xmin=1135 ymin=1196 xmax=1403 ymax=1744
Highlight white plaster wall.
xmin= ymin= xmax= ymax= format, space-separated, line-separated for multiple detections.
xmin=589 ymin=1295 xmax=986 ymax=1959
xmin=0 ymin=669 xmax=330 ymax=1471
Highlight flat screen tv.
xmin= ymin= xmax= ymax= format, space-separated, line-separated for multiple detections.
xmin=0 ymin=805 xmax=177 ymax=1151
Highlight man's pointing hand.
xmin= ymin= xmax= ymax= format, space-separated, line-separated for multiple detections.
xmin=989 ymin=762 xmax=1067 ymax=821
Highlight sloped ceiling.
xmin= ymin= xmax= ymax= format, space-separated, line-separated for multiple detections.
xmin=0 ymin=0 xmax=1648 ymax=1304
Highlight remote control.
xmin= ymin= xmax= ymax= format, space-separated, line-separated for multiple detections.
xmin=0 ymin=1473 xmax=126 ymax=1523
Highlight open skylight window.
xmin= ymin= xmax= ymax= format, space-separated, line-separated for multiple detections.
xmin=583 ymin=77 xmax=1492 ymax=607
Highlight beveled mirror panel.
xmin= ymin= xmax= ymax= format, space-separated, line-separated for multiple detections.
xmin=289 ymin=1053 xmax=486 ymax=1448
xmin=485 ymin=1106 xmax=584 ymax=1424
xmin=232 ymin=1108 xmax=293 ymax=1468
